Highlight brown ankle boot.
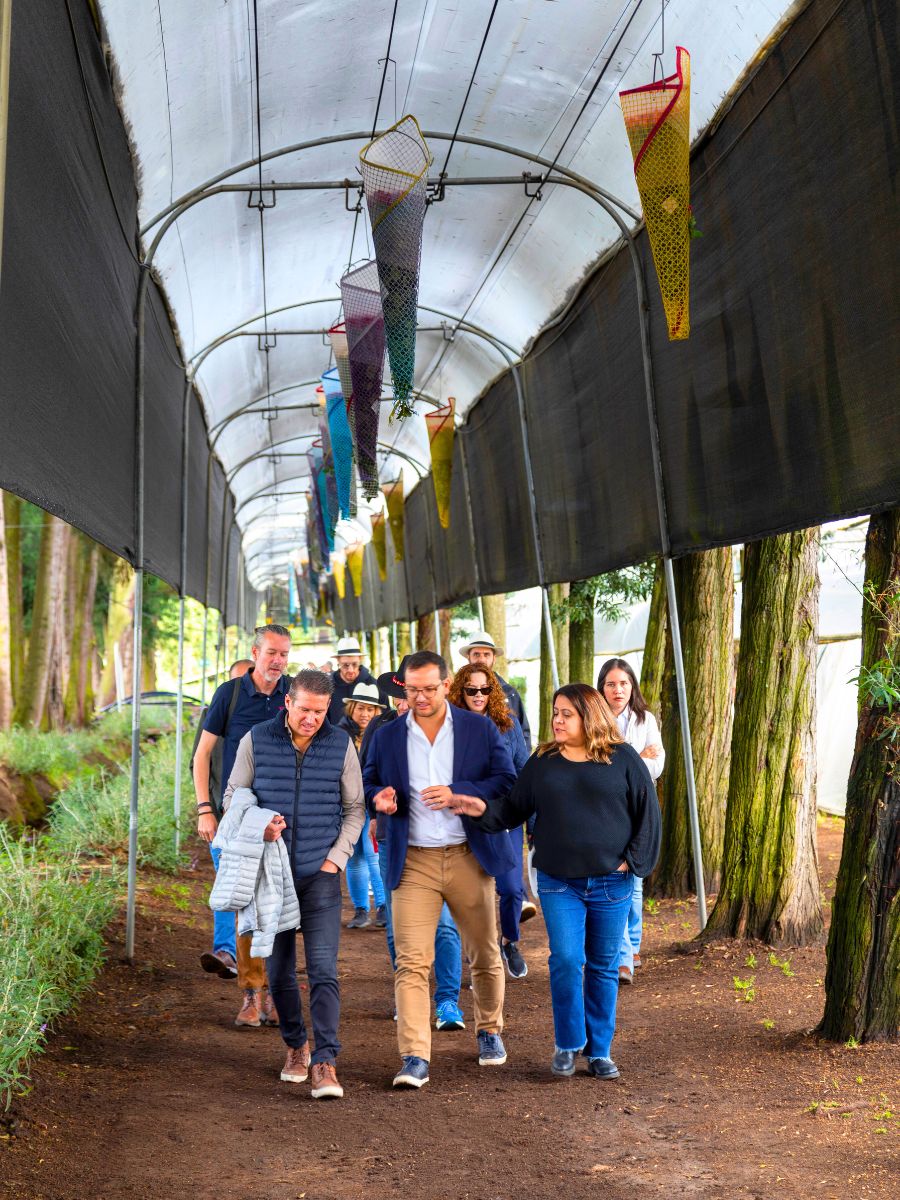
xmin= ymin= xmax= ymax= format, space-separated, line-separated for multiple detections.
xmin=310 ymin=1060 xmax=344 ymax=1099
xmin=280 ymin=1042 xmax=311 ymax=1083
xmin=260 ymin=988 xmax=279 ymax=1026
xmin=235 ymin=988 xmax=262 ymax=1028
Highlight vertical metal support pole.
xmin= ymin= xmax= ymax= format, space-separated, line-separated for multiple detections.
xmin=391 ymin=621 xmax=398 ymax=663
xmin=0 ymin=0 xmax=12 ymax=289
xmin=434 ymin=609 xmax=442 ymax=658
xmin=173 ymin=375 xmax=192 ymax=857
xmin=458 ymin=432 xmax=486 ymax=631
xmin=126 ymin=266 xmax=151 ymax=963
xmin=200 ymin=454 xmax=213 ymax=703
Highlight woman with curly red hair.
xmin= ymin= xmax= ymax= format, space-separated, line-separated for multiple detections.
xmin=449 ymin=663 xmax=533 ymax=979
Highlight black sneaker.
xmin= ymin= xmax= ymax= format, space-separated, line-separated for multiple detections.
xmin=393 ymin=1056 xmax=430 ymax=1088
xmin=346 ymin=907 xmax=371 ymax=929
xmin=500 ymin=940 xmax=528 ymax=979
xmin=587 ymin=1057 xmax=620 ymax=1080
xmin=551 ymin=1048 xmax=578 ymax=1076
xmin=374 ymin=904 xmax=388 ymax=928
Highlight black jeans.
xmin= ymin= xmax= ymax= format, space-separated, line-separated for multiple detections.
xmin=266 ymin=868 xmax=343 ymax=1064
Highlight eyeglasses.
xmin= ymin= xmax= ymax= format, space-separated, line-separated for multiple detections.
xmin=403 ymin=684 xmax=442 ymax=699
xmin=463 ymin=686 xmax=492 ymax=697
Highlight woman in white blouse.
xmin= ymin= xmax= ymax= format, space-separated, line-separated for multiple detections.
xmin=596 ymin=658 xmax=665 ymax=985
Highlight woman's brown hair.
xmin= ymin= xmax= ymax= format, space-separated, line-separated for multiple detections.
xmin=448 ymin=664 xmax=513 ymax=733
xmin=537 ymin=683 xmax=623 ymax=764
xmin=596 ymin=657 xmax=649 ymax=724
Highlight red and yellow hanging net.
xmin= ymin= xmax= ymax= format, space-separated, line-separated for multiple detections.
xmin=425 ymin=397 xmax=455 ymax=529
xmin=371 ymin=511 xmax=388 ymax=581
xmin=382 ymin=476 xmax=405 ymax=563
xmin=620 ymin=46 xmax=692 ymax=340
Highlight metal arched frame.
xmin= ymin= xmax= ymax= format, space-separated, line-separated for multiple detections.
xmin=125 ymin=129 xmax=706 ymax=962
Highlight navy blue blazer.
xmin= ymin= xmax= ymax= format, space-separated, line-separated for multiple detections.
xmin=362 ymin=704 xmax=518 ymax=890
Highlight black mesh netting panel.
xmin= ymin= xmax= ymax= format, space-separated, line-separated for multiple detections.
xmin=0 ymin=0 xmax=248 ymax=622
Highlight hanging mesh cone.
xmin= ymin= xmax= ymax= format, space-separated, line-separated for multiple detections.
xmin=307 ymin=442 xmax=334 ymax=554
xmin=346 ymin=542 xmax=365 ymax=598
xmin=360 ymin=116 xmax=432 ymax=419
xmin=316 ymin=394 xmax=341 ymax=535
xmin=332 ymin=552 xmax=346 ymax=600
xmin=328 ymin=323 xmax=357 ymax=444
xmin=306 ymin=498 xmax=324 ymax=579
xmin=316 ymin=584 xmax=328 ymax=621
xmin=340 ymin=262 xmax=385 ymax=498
xmin=620 ymin=47 xmax=692 ymax=340
xmin=382 ymin=476 xmax=405 ymax=563
xmin=425 ymin=396 xmax=455 ymax=529
xmin=322 ymin=367 xmax=356 ymax=519
xmin=371 ymin=510 xmax=388 ymax=581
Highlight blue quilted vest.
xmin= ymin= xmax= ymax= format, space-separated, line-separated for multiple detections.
xmin=250 ymin=713 xmax=350 ymax=879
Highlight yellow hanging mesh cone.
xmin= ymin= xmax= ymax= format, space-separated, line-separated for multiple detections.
xmin=620 ymin=47 xmax=692 ymax=340
xmin=346 ymin=543 xmax=365 ymax=598
xmin=382 ymin=476 xmax=405 ymax=563
xmin=371 ymin=511 xmax=388 ymax=581
xmin=425 ymin=397 xmax=455 ymax=529
xmin=332 ymin=552 xmax=346 ymax=600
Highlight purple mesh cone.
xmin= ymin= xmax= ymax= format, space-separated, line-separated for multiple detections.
xmin=340 ymin=260 xmax=385 ymax=500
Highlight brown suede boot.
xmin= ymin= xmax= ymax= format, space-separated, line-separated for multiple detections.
xmin=280 ymin=1042 xmax=311 ymax=1083
xmin=235 ymin=988 xmax=262 ymax=1028
xmin=310 ymin=1060 xmax=344 ymax=1099
xmin=259 ymin=988 xmax=279 ymax=1026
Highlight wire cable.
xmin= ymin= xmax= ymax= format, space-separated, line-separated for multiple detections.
xmin=437 ymin=0 xmax=499 ymax=180
xmin=371 ymin=0 xmax=400 ymax=138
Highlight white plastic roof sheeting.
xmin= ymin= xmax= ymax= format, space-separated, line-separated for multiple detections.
xmin=98 ymin=0 xmax=796 ymax=589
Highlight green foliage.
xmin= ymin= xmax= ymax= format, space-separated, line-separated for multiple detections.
xmin=0 ymin=832 xmax=119 ymax=1107
xmin=47 ymin=731 xmax=192 ymax=873
xmin=508 ymin=675 xmax=527 ymax=705
xmin=745 ymin=952 xmax=758 ymax=969
xmin=644 ymin=896 xmax=660 ymax=915
xmin=0 ymin=709 xmax=175 ymax=782
xmin=768 ymin=951 xmax=795 ymax=977
xmin=555 ymin=562 xmax=657 ymax=625
xmin=16 ymin=500 xmax=45 ymax=634
xmin=761 ymin=1018 xmax=776 ymax=1030
xmin=451 ymin=599 xmax=480 ymax=622
xmin=733 ymin=975 xmax=756 ymax=1002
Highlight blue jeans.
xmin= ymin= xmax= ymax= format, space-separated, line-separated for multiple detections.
xmin=267 ymin=869 xmax=343 ymax=1064
xmin=377 ymin=851 xmax=462 ymax=1007
xmin=346 ymin=815 xmax=386 ymax=911
xmin=538 ymin=869 xmax=634 ymax=1059
xmin=618 ymin=875 xmax=643 ymax=971
xmin=209 ymin=844 xmax=237 ymax=958
xmin=493 ymin=826 xmax=526 ymax=942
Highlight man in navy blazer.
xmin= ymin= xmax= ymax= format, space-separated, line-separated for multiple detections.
xmin=364 ymin=650 xmax=516 ymax=1090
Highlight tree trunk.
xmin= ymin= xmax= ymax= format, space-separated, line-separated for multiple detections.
xmin=0 ymin=494 xmax=12 ymax=727
xmin=12 ymin=512 xmax=68 ymax=727
xmin=820 ymin=510 xmax=900 ymax=1042
xmin=438 ymin=609 xmax=451 ymax=663
xmin=98 ymin=560 xmax=135 ymax=709
xmin=44 ymin=521 xmax=72 ymax=730
xmin=569 ymin=612 xmax=594 ymax=687
xmin=640 ymin=558 xmax=667 ymax=715
xmin=705 ymin=529 xmax=823 ymax=945
xmin=416 ymin=612 xmax=436 ymax=653
xmin=396 ymin=621 xmax=411 ymax=659
xmin=481 ymin=593 xmax=508 ymax=678
xmin=3 ymin=491 xmax=24 ymax=703
xmin=539 ymin=584 xmax=570 ymax=743
xmin=650 ymin=548 xmax=734 ymax=898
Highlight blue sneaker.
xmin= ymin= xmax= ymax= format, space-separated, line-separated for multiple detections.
xmin=393 ymin=1056 xmax=430 ymax=1088
xmin=477 ymin=1031 xmax=507 ymax=1066
xmin=435 ymin=1000 xmax=466 ymax=1031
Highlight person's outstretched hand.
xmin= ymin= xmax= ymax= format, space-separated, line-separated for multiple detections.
xmin=373 ymin=787 xmax=398 ymax=814
xmin=447 ymin=794 xmax=487 ymax=818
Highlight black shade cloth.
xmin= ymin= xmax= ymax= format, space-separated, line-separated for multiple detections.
xmin=0 ymin=0 xmax=249 ymax=622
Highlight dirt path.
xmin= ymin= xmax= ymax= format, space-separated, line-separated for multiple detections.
xmin=2 ymin=821 xmax=896 ymax=1200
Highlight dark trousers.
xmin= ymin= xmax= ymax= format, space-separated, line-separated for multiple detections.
xmin=266 ymin=869 xmax=343 ymax=1064
xmin=494 ymin=825 xmax=526 ymax=942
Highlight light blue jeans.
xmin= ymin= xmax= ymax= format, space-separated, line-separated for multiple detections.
xmin=346 ymin=815 xmax=386 ymax=911
xmin=618 ymin=875 xmax=643 ymax=971
xmin=537 ymin=869 xmax=633 ymax=1059
xmin=378 ymin=850 xmax=462 ymax=1008
xmin=209 ymin=844 xmax=237 ymax=958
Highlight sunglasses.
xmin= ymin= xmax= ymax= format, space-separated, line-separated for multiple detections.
xmin=463 ymin=686 xmax=492 ymax=697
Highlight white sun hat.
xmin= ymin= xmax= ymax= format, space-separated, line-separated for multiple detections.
xmin=459 ymin=630 xmax=503 ymax=657
xmin=335 ymin=636 xmax=362 ymax=656
xmin=342 ymin=681 xmax=386 ymax=710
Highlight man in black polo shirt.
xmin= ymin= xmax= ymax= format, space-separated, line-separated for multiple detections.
xmin=193 ymin=623 xmax=292 ymax=1027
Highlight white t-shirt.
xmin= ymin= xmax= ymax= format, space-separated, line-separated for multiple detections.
xmin=616 ymin=706 xmax=665 ymax=781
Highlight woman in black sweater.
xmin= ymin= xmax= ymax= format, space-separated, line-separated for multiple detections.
xmin=448 ymin=683 xmax=660 ymax=1080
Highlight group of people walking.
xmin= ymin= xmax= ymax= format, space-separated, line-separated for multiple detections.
xmin=193 ymin=624 xmax=663 ymax=1099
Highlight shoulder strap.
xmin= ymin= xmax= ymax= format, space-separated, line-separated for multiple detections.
xmin=223 ymin=675 xmax=242 ymax=734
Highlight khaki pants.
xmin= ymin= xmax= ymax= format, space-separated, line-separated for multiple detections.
xmin=392 ymin=844 xmax=505 ymax=1061
xmin=236 ymin=923 xmax=267 ymax=991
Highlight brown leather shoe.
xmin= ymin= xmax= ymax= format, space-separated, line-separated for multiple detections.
xmin=280 ymin=1042 xmax=311 ymax=1083
xmin=633 ymin=953 xmax=642 ymax=969
xmin=260 ymin=988 xmax=279 ymax=1026
xmin=200 ymin=950 xmax=238 ymax=978
xmin=310 ymin=1060 xmax=344 ymax=1099
xmin=618 ymin=965 xmax=633 ymax=986
xmin=235 ymin=988 xmax=262 ymax=1027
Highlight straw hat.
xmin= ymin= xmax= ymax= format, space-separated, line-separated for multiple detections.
xmin=458 ymin=630 xmax=503 ymax=658
xmin=342 ymin=682 xmax=386 ymax=710
xmin=335 ymin=636 xmax=362 ymax=656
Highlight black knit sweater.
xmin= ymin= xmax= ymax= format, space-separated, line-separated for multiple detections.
xmin=474 ymin=743 xmax=661 ymax=878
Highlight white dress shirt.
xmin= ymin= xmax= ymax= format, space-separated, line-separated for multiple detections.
xmin=406 ymin=702 xmax=467 ymax=847
xmin=616 ymin=706 xmax=665 ymax=781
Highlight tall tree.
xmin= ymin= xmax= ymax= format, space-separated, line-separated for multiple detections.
xmin=705 ymin=529 xmax=822 ymax=945
xmin=821 ymin=510 xmax=900 ymax=1042
xmin=539 ymin=583 xmax=569 ymax=742
xmin=567 ymin=580 xmax=595 ymax=686
xmin=3 ymin=491 xmax=24 ymax=702
xmin=396 ymin=620 xmax=411 ymax=659
xmin=63 ymin=535 xmax=100 ymax=725
xmin=640 ymin=559 xmax=667 ymax=714
xmin=438 ymin=608 xmax=451 ymax=662
xmin=651 ymin=548 xmax=734 ymax=897
xmin=97 ymin=560 xmax=135 ymax=709
xmin=0 ymin=492 xmax=12 ymax=726
xmin=481 ymin=594 xmax=508 ymax=677
xmin=416 ymin=611 xmax=436 ymax=653
xmin=12 ymin=512 xmax=68 ymax=727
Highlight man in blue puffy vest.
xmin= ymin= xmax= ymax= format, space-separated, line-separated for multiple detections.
xmin=223 ymin=669 xmax=364 ymax=1100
